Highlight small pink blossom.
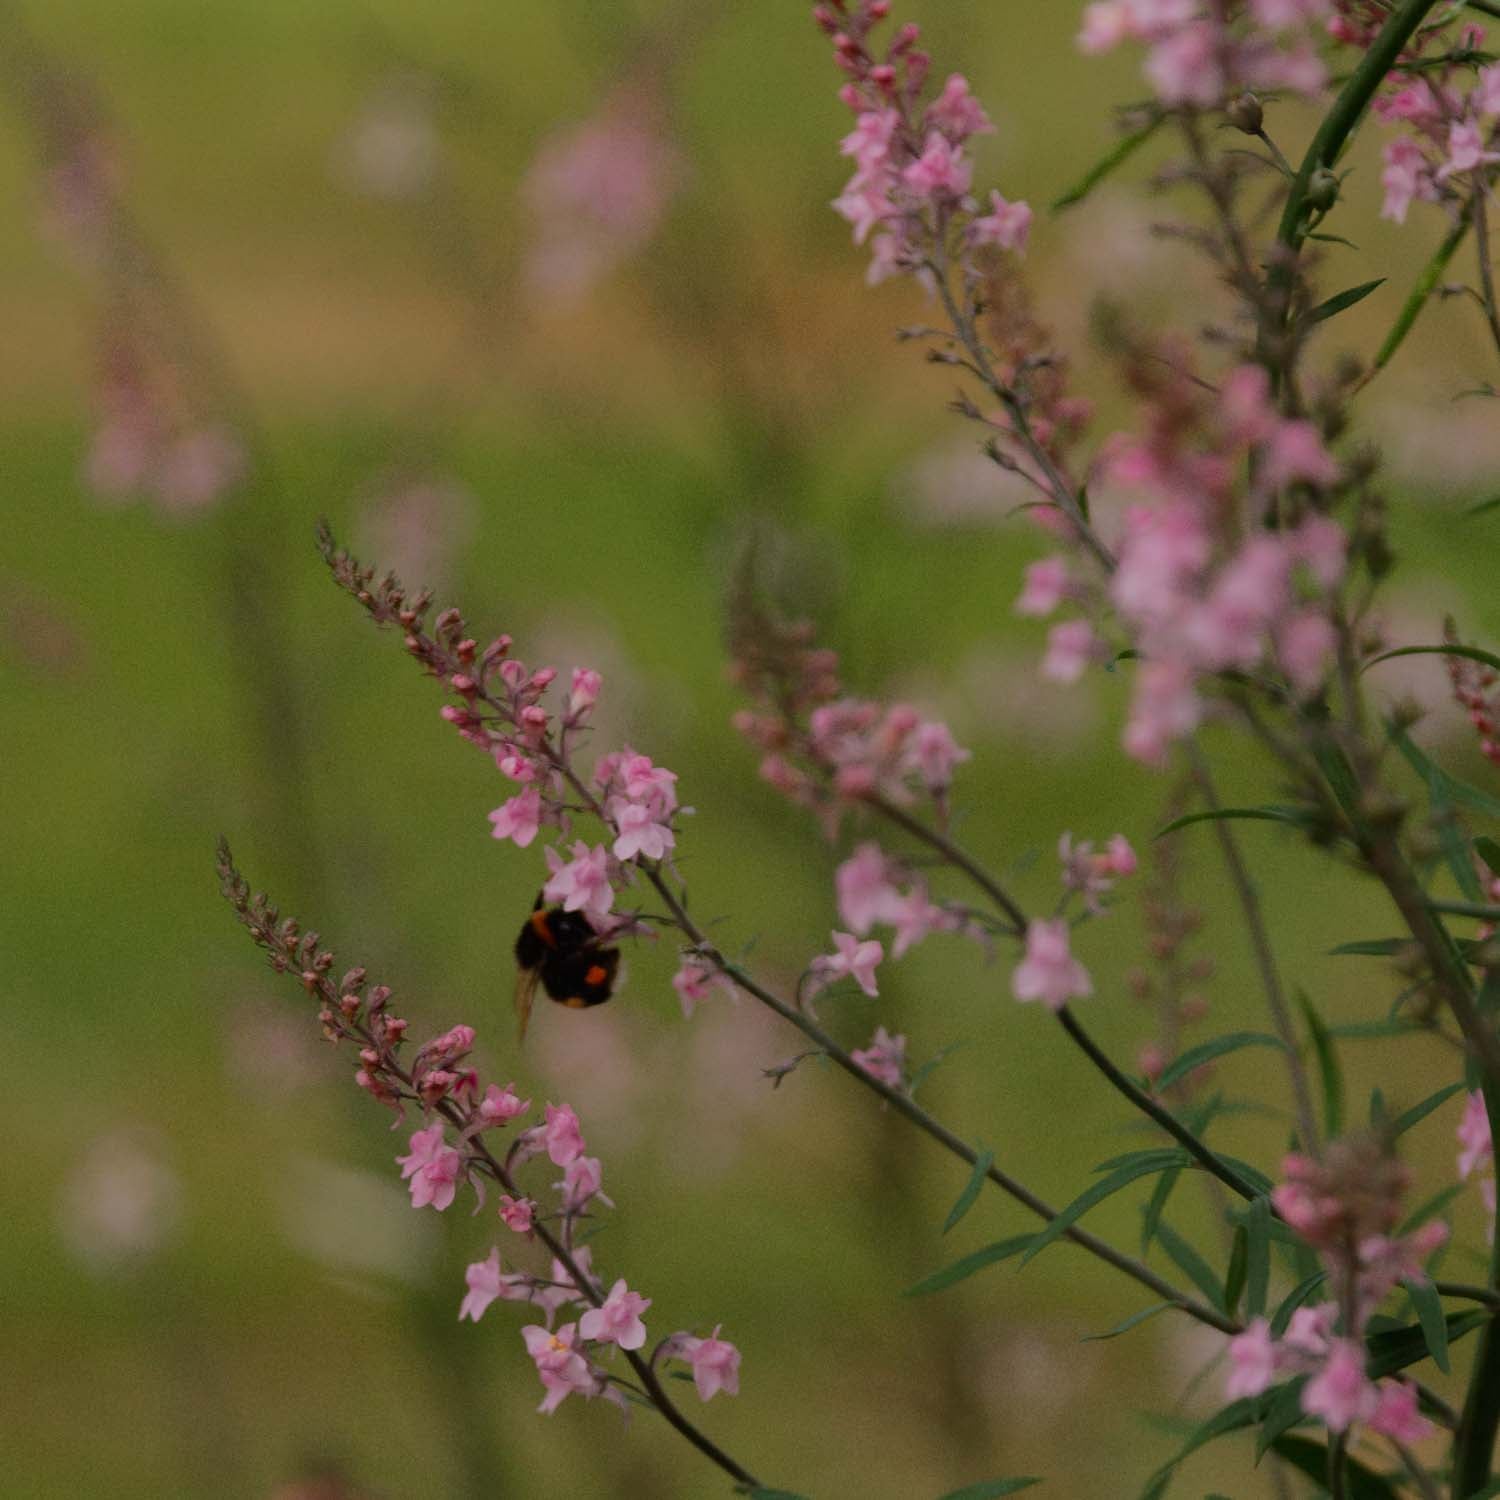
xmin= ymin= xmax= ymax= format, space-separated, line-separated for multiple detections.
xmin=1283 ymin=1302 xmax=1336 ymax=1359
xmin=488 ymin=786 xmax=543 ymax=847
xmin=477 ymin=1082 xmax=531 ymax=1128
xmin=531 ymin=1248 xmax=597 ymax=1321
xmin=619 ymin=754 xmax=679 ymax=816
xmin=906 ymin=719 xmax=971 ymax=792
xmin=521 ymin=1322 xmax=598 ymax=1414
xmin=926 ymin=74 xmax=995 ymax=141
xmin=1144 ymin=24 xmax=1224 ymax=109
xmin=887 ymin=883 xmax=947 ymax=959
xmin=1368 ymin=1379 xmax=1432 ymax=1444
xmin=558 ymin=1154 xmax=610 ymax=1212
xmin=542 ymin=1103 xmax=586 ymax=1166
xmin=1261 ymin=420 xmax=1339 ymax=490
xmin=836 ymin=843 xmax=904 ymax=934
xmin=578 ymin=1278 xmax=652 ymax=1350
xmin=1278 ymin=610 xmax=1337 ymax=696
xmin=680 ymin=1325 xmax=741 ymax=1401
xmin=810 ymin=931 xmax=884 ymax=997
xmin=396 ymin=1123 xmax=464 ymax=1211
xmin=841 ymin=109 xmax=900 ymax=174
xmin=498 ymin=1195 xmax=535 ymax=1234
xmin=902 ymin=132 xmax=972 ymax=199
xmin=1041 ymin=619 xmax=1098 ymax=684
xmin=1439 ymin=120 xmax=1500 ymax=181
xmin=459 ymin=1246 xmax=531 ymax=1321
xmin=610 ymin=798 xmax=676 ymax=862
xmin=850 ymin=1025 xmax=907 ymax=1088
xmin=1104 ymin=834 xmax=1137 ymax=876
xmin=1014 ymin=556 xmax=1070 ymax=617
xmin=1012 ymin=919 xmax=1092 ymax=1011
xmin=672 ymin=958 xmax=726 ymax=1018
xmin=1380 ymin=137 xmax=1433 ymax=224
xmin=1459 ymin=1090 xmax=1493 ymax=1179
xmin=970 ymin=190 xmax=1032 ymax=253
xmin=1302 ymin=1339 xmax=1376 ymax=1433
xmin=569 ymin=667 xmax=602 ymax=716
xmin=543 ymin=841 xmax=614 ymax=920
xmin=1478 ymin=65 xmax=1500 ymax=116
xmin=1225 ymin=1318 xmax=1277 ymax=1399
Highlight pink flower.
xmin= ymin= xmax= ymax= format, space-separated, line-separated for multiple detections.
xmin=1144 ymin=23 xmax=1224 ymax=108
xmin=1459 ymin=1090 xmax=1493 ymax=1178
xmin=811 ymin=931 xmax=884 ymax=997
xmin=926 ymin=74 xmax=995 ymax=141
xmin=1261 ymin=420 xmax=1339 ymax=490
xmin=1367 ymin=1379 xmax=1432 ymax=1444
xmin=558 ymin=1154 xmax=610 ymax=1212
xmin=1041 ymin=619 xmax=1097 ymax=683
xmin=902 ymin=132 xmax=972 ymax=199
xmin=680 ymin=1326 xmax=741 ymax=1401
xmin=1283 ymin=1302 xmax=1336 ymax=1359
xmin=610 ymin=798 xmax=676 ymax=862
xmin=1478 ymin=65 xmax=1500 ymax=116
xmin=906 ymin=719 xmax=971 ymax=791
xmin=620 ymin=754 xmax=679 ymax=816
xmin=970 ymin=190 xmax=1032 ymax=253
xmin=1439 ymin=120 xmax=1500 ymax=181
xmin=1014 ymin=556 xmax=1070 ymax=617
xmin=476 ymin=1082 xmax=531 ymax=1128
xmin=579 ymin=1278 xmax=652 ymax=1350
xmin=1104 ymin=834 xmax=1137 ymax=876
xmin=1302 ymin=1339 xmax=1376 ymax=1433
xmin=1380 ymin=137 xmax=1432 ymax=224
xmin=840 ymin=109 xmax=900 ymax=174
xmin=850 ymin=1025 xmax=906 ymax=1087
xmin=887 ymin=883 xmax=946 ymax=959
xmin=672 ymin=958 xmax=725 ymax=1018
xmin=569 ymin=667 xmax=602 ymax=716
xmin=1278 ymin=610 xmax=1336 ymax=696
xmin=1225 ymin=1319 xmax=1277 ymax=1399
xmin=543 ymin=841 xmax=614 ymax=919
xmin=836 ymin=843 xmax=904 ymax=934
xmin=1012 ymin=919 xmax=1091 ymax=1011
xmin=1291 ymin=515 xmax=1347 ymax=590
xmin=488 ymin=786 xmax=543 ymax=848
xmin=499 ymin=1195 xmax=535 ymax=1234
xmin=542 ymin=1103 xmax=586 ymax=1166
xmin=397 ymin=1123 xmax=465 ymax=1211
xmin=521 ymin=1322 xmax=598 ymax=1414
xmin=531 ymin=1248 xmax=597 ymax=1321
xmin=459 ymin=1246 xmax=531 ymax=1321
xmin=1123 ymin=659 xmax=1201 ymax=766
xmin=832 ymin=177 xmax=893 ymax=244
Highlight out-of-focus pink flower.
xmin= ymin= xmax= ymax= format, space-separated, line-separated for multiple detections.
xmin=489 ymin=786 xmax=543 ymax=847
xmin=1278 ymin=609 xmax=1337 ymax=696
xmin=680 ymin=1326 xmax=741 ymax=1401
xmin=1014 ymin=556 xmax=1070 ymax=617
xmin=1041 ymin=619 xmax=1098 ymax=684
xmin=850 ymin=1025 xmax=907 ymax=1088
xmin=542 ymin=1103 xmax=586 ymax=1166
xmin=970 ymin=190 xmax=1032 ymax=252
xmin=1302 ymin=1339 xmax=1376 ymax=1433
xmin=1225 ymin=1318 xmax=1277 ymax=1399
xmin=1012 ymin=919 xmax=1091 ymax=1010
xmin=810 ymin=931 xmax=884 ymax=997
xmin=906 ymin=719 xmax=971 ymax=792
xmin=153 ymin=426 xmax=246 ymax=513
xmin=543 ymin=841 xmax=614 ymax=920
xmin=579 ymin=1278 xmax=652 ymax=1350
xmin=836 ymin=843 xmax=904 ymax=933
xmin=1380 ymin=137 xmax=1433 ymax=223
xmin=1459 ymin=1090 xmax=1493 ymax=1178
xmin=902 ymin=132 xmax=972 ymax=199
xmin=1368 ymin=1379 xmax=1432 ymax=1443
xmin=1438 ymin=120 xmax=1500 ymax=181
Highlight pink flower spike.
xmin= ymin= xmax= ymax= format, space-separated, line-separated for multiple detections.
xmin=681 ymin=1326 xmax=741 ymax=1401
xmin=1225 ymin=1319 xmax=1277 ymax=1399
xmin=542 ymin=1103 xmax=586 ymax=1166
xmin=543 ymin=841 xmax=615 ymax=919
xmin=970 ymin=190 xmax=1032 ymax=253
xmin=850 ymin=1025 xmax=906 ymax=1088
xmin=1012 ymin=919 xmax=1092 ymax=1011
xmin=578 ymin=1278 xmax=652 ymax=1351
xmin=488 ymin=786 xmax=543 ymax=848
xmin=1014 ymin=556 xmax=1069 ymax=617
xmin=811 ymin=930 xmax=884 ymax=997
xmin=499 ymin=1195 xmax=535 ymax=1234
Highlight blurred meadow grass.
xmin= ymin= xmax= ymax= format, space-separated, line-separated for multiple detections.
xmin=5 ymin=2 xmax=1500 ymax=1496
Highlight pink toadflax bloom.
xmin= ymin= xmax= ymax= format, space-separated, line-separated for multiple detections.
xmin=541 ymin=1102 xmax=586 ymax=1166
xmin=679 ymin=1325 xmax=741 ymax=1401
xmin=810 ymin=931 xmax=884 ymax=997
xmin=543 ymin=841 xmax=614 ymax=920
xmin=459 ymin=1246 xmax=532 ymax=1322
xmin=396 ymin=1122 xmax=465 ymax=1211
xmin=521 ymin=1322 xmax=601 ymax=1414
xmin=578 ymin=1277 xmax=652 ymax=1350
xmin=850 ymin=1025 xmax=907 ymax=1088
xmin=1012 ymin=919 xmax=1091 ymax=1010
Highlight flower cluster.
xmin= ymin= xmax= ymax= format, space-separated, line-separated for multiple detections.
xmin=1444 ymin=618 xmax=1500 ymax=770
xmin=1374 ymin=35 xmax=1500 ymax=224
xmin=1026 ymin=357 xmax=1346 ymax=765
xmin=835 ymin=842 xmax=959 ymax=959
xmin=1078 ymin=0 xmax=1332 ymax=108
xmin=1057 ymin=831 xmax=1137 ymax=914
xmin=1227 ymin=1136 xmax=1448 ymax=1439
xmin=815 ymin=1 xmax=1031 ymax=286
xmin=849 ymin=1024 xmax=907 ymax=1087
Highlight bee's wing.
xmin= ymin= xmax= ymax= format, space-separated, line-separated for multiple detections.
xmin=514 ymin=965 xmax=543 ymax=1043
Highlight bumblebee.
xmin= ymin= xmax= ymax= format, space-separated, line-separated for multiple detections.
xmin=514 ymin=898 xmax=621 ymax=1040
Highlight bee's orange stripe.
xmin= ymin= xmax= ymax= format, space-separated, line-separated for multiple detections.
xmin=530 ymin=909 xmax=558 ymax=949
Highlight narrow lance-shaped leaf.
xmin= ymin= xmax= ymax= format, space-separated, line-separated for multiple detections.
xmin=1407 ymin=1277 xmax=1451 ymax=1373
xmin=1477 ymin=835 xmax=1500 ymax=876
xmin=1367 ymin=210 xmax=1470 ymax=379
xmin=1296 ymin=988 xmax=1344 ymax=1140
xmin=1154 ymin=1031 xmax=1287 ymax=1093
xmin=1246 ymin=1195 xmax=1272 ymax=1320
xmin=934 ymin=1480 xmax=1042 ymax=1500
xmin=942 ymin=1148 xmax=994 ymax=1235
xmin=1363 ymin=643 xmax=1500 ymax=676
xmin=1081 ymin=1301 xmax=1175 ymax=1343
xmin=1051 ymin=114 xmax=1163 ymax=211
xmin=1305 ymin=277 xmax=1385 ymax=326
xmin=1021 ymin=1156 xmax=1190 ymax=1268
xmin=1155 ymin=1221 xmax=1227 ymax=1312
xmin=1223 ymin=1224 xmax=1249 ymax=1315
xmin=904 ymin=1234 xmax=1037 ymax=1298
xmin=1154 ymin=805 xmax=1312 ymax=839
xmin=1391 ymin=1081 xmax=1466 ymax=1139
xmin=1141 ymin=1164 xmax=1182 ymax=1255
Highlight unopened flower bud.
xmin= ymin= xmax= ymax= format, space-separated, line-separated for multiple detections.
xmin=1306 ymin=168 xmax=1340 ymax=212
xmin=1226 ymin=92 xmax=1263 ymax=135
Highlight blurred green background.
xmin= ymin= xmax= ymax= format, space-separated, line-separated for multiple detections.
xmin=5 ymin=2 xmax=1500 ymax=1497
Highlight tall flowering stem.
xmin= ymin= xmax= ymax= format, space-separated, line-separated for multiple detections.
xmin=214 ymin=840 xmax=764 ymax=1491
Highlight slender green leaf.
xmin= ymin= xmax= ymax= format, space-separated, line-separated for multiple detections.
xmin=1081 ymin=1301 xmax=1174 ymax=1342
xmin=1366 ymin=1308 xmax=1485 ymax=1377
xmin=1329 ymin=937 xmax=1405 ymax=956
xmin=1223 ymin=1224 xmax=1248 ymax=1316
xmin=907 ymin=1040 xmax=968 ymax=1097
xmin=1141 ymin=1165 xmax=1182 ymax=1255
xmin=1306 ymin=277 xmax=1385 ymax=326
xmin=934 ymin=1480 xmax=1041 ymax=1500
xmin=943 ymin=1148 xmax=994 ymax=1235
xmin=1271 ymin=1270 xmax=1329 ymax=1335
xmin=1476 ymin=835 xmax=1500 ymax=876
xmin=1326 ymin=1018 xmax=1427 ymax=1039
xmin=1246 ymin=1196 xmax=1272 ymax=1320
xmin=1154 ymin=805 xmax=1311 ymax=839
xmin=1364 ymin=643 xmax=1500 ymax=676
xmin=1391 ymin=1082 xmax=1467 ymax=1139
xmin=1154 ymin=1221 xmax=1226 ymax=1311
xmin=1093 ymin=1147 xmax=1191 ymax=1174
xmin=1399 ymin=1182 xmax=1464 ymax=1235
xmin=1368 ymin=210 xmax=1469 ymax=377
xmin=1154 ymin=1032 xmax=1287 ymax=1092
xmin=1051 ymin=115 xmax=1163 ymax=211
xmin=1270 ymin=1434 xmax=1404 ymax=1499
xmin=1021 ymin=1157 xmax=1187 ymax=1268
xmin=1254 ymin=1377 xmax=1311 ymax=1458
xmin=1468 ymin=494 xmax=1500 ymax=517
xmin=1408 ymin=1277 xmax=1451 ymax=1372
xmin=1135 ymin=1398 xmax=1259 ymax=1500
xmin=1297 ymin=989 xmax=1344 ymax=1140
xmin=1394 ymin=723 xmax=1500 ymax=818
xmin=904 ymin=1234 xmax=1036 ymax=1297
